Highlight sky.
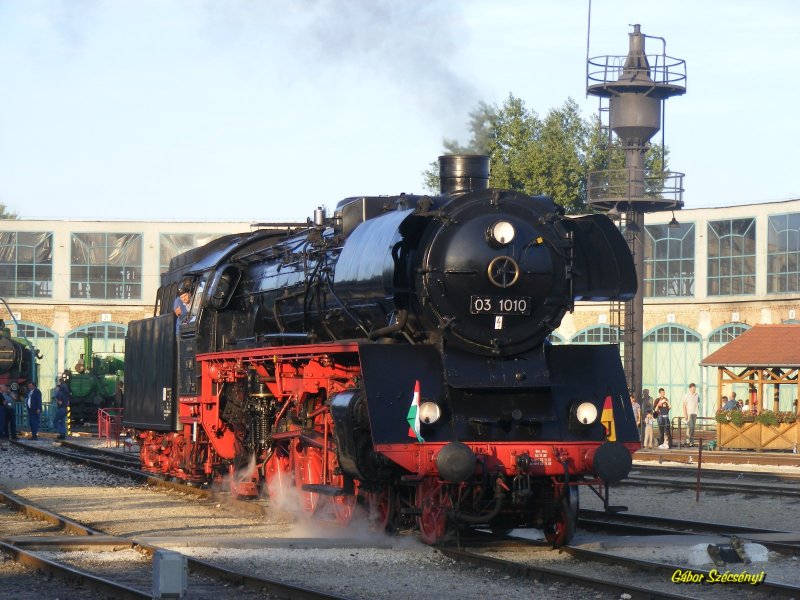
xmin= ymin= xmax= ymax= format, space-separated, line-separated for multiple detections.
xmin=0 ymin=0 xmax=798 ymax=223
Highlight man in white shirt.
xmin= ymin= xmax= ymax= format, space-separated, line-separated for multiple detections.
xmin=682 ymin=383 xmax=700 ymax=446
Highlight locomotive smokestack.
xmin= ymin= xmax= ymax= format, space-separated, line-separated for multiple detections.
xmin=438 ymin=154 xmax=489 ymax=196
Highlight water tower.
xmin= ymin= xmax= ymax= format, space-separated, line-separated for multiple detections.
xmin=586 ymin=24 xmax=686 ymax=398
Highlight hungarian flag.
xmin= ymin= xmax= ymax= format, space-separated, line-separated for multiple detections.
xmin=601 ymin=395 xmax=616 ymax=441
xmin=406 ymin=380 xmax=424 ymax=442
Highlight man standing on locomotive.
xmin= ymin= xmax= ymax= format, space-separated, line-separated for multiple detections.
xmin=25 ymin=380 xmax=42 ymax=441
xmin=173 ymin=286 xmax=191 ymax=335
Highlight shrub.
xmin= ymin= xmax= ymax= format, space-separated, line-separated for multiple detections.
xmin=754 ymin=410 xmax=779 ymax=426
xmin=718 ymin=409 xmax=798 ymax=426
xmin=729 ymin=410 xmax=754 ymax=426
xmin=714 ymin=409 xmax=731 ymax=424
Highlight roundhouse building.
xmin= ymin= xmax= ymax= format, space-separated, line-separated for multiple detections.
xmin=1 ymin=198 xmax=798 ymax=420
xmin=0 ymin=220 xmax=252 ymax=391
xmin=557 ymin=198 xmax=799 ymax=420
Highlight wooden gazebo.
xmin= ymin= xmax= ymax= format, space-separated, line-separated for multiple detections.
xmin=701 ymin=324 xmax=800 ymax=413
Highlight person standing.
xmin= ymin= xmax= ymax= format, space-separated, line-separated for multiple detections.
xmin=654 ymin=388 xmax=671 ymax=449
xmin=1 ymin=384 xmax=18 ymax=440
xmin=640 ymin=389 xmax=653 ymax=441
xmin=682 ymin=383 xmax=700 ymax=447
xmin=25 ymin=380 xmax=42 ymax=440
xmin=643 ymin=411 xmax=656 ymax=449
xmin=0 ymin=383 xmax=17 ymax=440
xmin=54 ymin=377 xmax=70 ymax=440
xmin=630 ymin=393 xmax=641 ymax=434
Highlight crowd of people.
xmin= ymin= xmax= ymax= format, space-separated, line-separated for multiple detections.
xmin=0 ymin=378 xmax=71 ymax=447
xmin=630 ymin=382 xmax=701 ymax=450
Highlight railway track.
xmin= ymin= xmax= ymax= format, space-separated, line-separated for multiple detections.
xmin=633 ymin=462 xmax=800 ymax=483
xmin=10 ymin=438 xmax=799 ymax=598
xmin=578 ymin=509 xmax=800 ymax=555
xmin=11 ymin=438 xmax=270 ymax=517
xmin=0 ymin=487 xmax=351 ymax=600
xmin=622 ymin=472 xmax=800 ymax=497
xmin=442 ymin=532 xmax=800 ymax=599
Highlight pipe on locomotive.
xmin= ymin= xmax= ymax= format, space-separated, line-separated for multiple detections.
xmin=438 ymin=154 xmax=490 ymax=196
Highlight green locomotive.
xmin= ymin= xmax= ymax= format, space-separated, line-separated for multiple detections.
xmin=60 ymin=337 xmax=124 ymax=423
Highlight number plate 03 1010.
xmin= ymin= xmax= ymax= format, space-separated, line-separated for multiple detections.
xmin=470 ymin=295 xmax=531 ymax=315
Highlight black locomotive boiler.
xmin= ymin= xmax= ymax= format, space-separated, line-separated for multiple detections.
xmin=124 ymin=155 xmax=639 ymax=546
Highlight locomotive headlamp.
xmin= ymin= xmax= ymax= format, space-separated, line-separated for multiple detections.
xmin=573 ymin=401 xmax=599 ymax=426
xmin=487 ymin=220 xmax=516 ymax=246
xmin=418 ymin=401 xmax=442 ymax=424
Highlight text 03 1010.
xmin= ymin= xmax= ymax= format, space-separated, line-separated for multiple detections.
xmin=470 ymin=296 xmax=531 ymax=315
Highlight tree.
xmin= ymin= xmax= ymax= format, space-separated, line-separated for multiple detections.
xmin=423 ymin=95 xmax=667 ymax=214
xmin=422 ymin=102 xmax=498 ymax=192
xmin=0 ymin=203 xmax=18 ymax=220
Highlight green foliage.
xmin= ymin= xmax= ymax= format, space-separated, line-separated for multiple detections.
xmin=422 ymin=102 xmax=498 ymax=192
xmin=423 ymin=95 xmax=669 ymax=214
xmin=0 ymin=203 xmax=17 ymax=220
xmin=717 ymin=408 xmax=798 ymax=426
xmin=754 ymin=410 xmax=779 ymax=426
xmin=729 ymin=410 xmax=751 ymax=426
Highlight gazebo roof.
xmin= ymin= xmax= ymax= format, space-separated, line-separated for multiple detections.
xmin=701 ymin=324 xmax=800 ymax=367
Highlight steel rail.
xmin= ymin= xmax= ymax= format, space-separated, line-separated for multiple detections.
xmin=632 ymin=463 xmax=800 ymax=483
xmin=622 ymin=474 xmax=800 ymax=497
xmin=438 ymin=546 xmax=698 ymax=600
xmin=0 ymin=487 xmax=351 ymax=600
xmin=580 ymin=508 xmax=782 ymax=536
xmin=12 ymin=439 xmax=269 ymax=516
xmin=563 ymin=545 xmax=800 ymax=598
xmin=578 ymin=509 xmax=800 ymax=555
xmin=0 ymin=540 xmax=151 ymax=600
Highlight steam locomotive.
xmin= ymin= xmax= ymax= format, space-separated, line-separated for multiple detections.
xmin=124 ymin=155 xmax=639 ymax=546
xmin=59 ymin=336 xmax=124 ymax=423
xmin=0 ymin=319 xmax=39 ymax=390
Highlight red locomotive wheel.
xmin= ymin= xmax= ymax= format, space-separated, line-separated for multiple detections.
xmin=295 ymin=446 xmax=324 ymax=515
xmin=362 ymin=487 xmax=395 ymax=533
xmin=332 ymin=492 xmax=358 ymax=525
xmin=415 ymin=479 xmax=454 ymax=544
xmin=264 ymin=451 xmax=292 ymax=509
xmin=544 ymin=486 xmax=578 ymax=548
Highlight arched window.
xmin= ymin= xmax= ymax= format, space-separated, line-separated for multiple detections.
xmin=547 ymin=332 xmax=565 ymax=345
xmin=571 ymin=325 xmax=623 ymax=345
xmin=6 ymin=321 xmax=58 ymax=390
xmin=65 ymin=323 xmax=126 ymax=374
xmin=708 ymin=323 xmax=750 ymax=344
xmin=643 ymin=324 xmax=703 ymax=415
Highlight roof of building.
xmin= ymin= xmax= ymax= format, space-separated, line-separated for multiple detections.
xmin=700 ymin=324 xmax=800 ymax=367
